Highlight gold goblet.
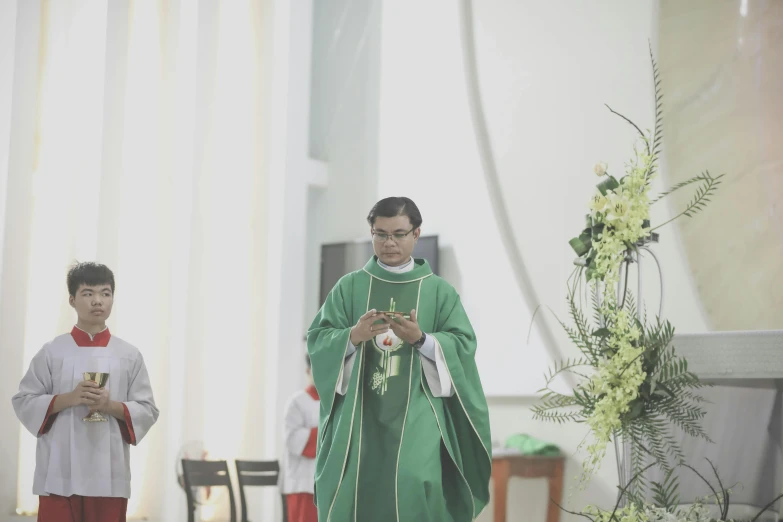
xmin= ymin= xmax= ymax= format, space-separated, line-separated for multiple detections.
xmin=82 ymin=372 xmax=110 ymax=422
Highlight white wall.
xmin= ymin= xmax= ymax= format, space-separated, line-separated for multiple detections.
xmin=1 ymin=2 xmax=271 ymax=519
xmin=0 ymin=0 xmax=17 ymax=288
xmin=303 ymin=0 xmax=383 ymax=322
xmin=0 ymin=0 xmax=40 ymax=513
xmin=467 ymin=0 xmax=709 ymax=336
xmin=376 ymin=0 xmax=708 ymax=400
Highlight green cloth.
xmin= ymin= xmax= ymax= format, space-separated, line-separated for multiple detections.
xmin=504 ymin=434 xmax=560 ymax=456
xmin=307 ymin=257 xmax=492 ymax=522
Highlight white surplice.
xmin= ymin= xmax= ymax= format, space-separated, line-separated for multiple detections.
xmin=12 ymin=333 xmax=158 ymax=498
xmin=281 ymin=387 xmax=320 ymax=495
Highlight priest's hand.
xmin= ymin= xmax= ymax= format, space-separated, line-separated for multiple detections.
xmin=350 ymin=309 xmax=390 ymax=345
xmin=386 ymin=309 xmax=423 ymax=344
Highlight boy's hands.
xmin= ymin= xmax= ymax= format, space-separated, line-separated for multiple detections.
xmin=69 ymin=380 xmax=103 ymax=408
xmin=50 ymin=381 xmax=126 ymax=420
xmin=91 ymin=387 xmax=111 ymax=413
xmin=52 ymin=380 xmax=101 ymax=414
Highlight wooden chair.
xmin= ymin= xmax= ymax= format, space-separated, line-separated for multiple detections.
xmin=235 ymin=459 xmax=286 ymax=522
xmin=181 ymin=459 xmax=237 ymax=522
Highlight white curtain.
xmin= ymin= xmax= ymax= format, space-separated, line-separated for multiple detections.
xmin=0 ymin=1 xmax=271 ymax=519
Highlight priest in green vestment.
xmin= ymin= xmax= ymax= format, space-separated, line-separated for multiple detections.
xmin=307 ymin=197 xmax=492 ymax=522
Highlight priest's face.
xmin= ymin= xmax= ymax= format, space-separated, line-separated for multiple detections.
xmin=371 ymin=215 xmax=420 ymax=267
xmin=69 ymin=284 xmax=114 ymax=327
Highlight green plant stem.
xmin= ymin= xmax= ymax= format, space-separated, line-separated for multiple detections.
xmin=609 ymin=462 xmax=656 ymax=522
xmin=550 ymin=499 xmax=597 ymax=522
xmin=649 ymin=215 xmax=683 ymax=233
xmin=619 ymin=258 xmax=630 ymax=310
xmin=682 ymin=464 xmax=723 ymax=516
xmin=749 ymin=493 xmax=783 ymax=522
xmin=604 ymin=104 xmax=649 ymax=154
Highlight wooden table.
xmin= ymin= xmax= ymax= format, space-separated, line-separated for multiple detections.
xmin=491 ymin=454 xmax=565 ymax=522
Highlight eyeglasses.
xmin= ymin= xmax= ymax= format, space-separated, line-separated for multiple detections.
xmin=371 ymin=227 xmax=416 ymax=243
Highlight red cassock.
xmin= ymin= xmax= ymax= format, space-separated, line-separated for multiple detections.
xmin=285 ymin=385 xmax=319 ymax=522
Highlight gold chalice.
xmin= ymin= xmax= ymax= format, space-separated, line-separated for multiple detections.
xmin=379 ymin=298 xmax=410 ymax=321
xmin=82 ymin=372 xmax=110 ymax=422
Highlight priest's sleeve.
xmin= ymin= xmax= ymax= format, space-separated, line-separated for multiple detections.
xmin=336 ymin=344 xmax=358 ymax=396
xmin=419 ymin=336 xmax=454 ymax=398
xmin=122 ymin=352 xmax=159 ymax=445
xmin=307 ymin=276 xmax=354 ymax=415
xmin=12 ymin=349 xmax=57 ymax=437
xmin=428 ymin=284 xmax=493 ymax=519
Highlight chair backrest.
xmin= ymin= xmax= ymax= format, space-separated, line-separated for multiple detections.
xmin=235 ymin=459 xmax=286 ymax=522
xmin=181 ymin=459 xmax=237 ymax=522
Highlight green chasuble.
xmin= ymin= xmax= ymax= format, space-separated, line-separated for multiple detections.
xmin=307 ymin=257 xmax=492 ymax=522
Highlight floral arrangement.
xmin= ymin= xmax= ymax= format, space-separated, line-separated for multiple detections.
xmin=531 ymin=47 xmax=725 ymax=486
xmin=566 ymin=459 xmax=783 ymax=522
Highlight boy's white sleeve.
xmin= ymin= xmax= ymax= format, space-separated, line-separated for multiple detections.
xmin=12 ymin=349 xmax=56 ymax=437
xmin=284 ymin=397 xmax=311 ymax=455
xmin=123 ymin=352 xmax=159 ymax=444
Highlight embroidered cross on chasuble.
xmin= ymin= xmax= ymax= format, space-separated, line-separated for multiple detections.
xmin=368 ymin=286 xmax=419 ymax=396
xmin=307 ymin=257 xmax=492 ymax=522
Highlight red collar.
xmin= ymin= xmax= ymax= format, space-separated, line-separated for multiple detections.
xmin=306 ymin=384 xmax=319 ymax=401
xmin=71 ymin=326 xmax=111 ymax=347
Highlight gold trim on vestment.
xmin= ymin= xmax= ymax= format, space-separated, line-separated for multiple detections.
xmin=370 ymin=279 xmax=424 ymax=356
xmin=430 ymin=336 xmax=492 ymax=466
xmin=394 ymin=349 xmax=415 ymax=522
xmin=326 ymin=344 xmax=364 ymax=522
xmin=361 ymin=269 xmax=433 ymax=285
xmin=353 ymin=351 xmax=365 ymax=522
xmin=420 ymin=371 xmax=478 ymax=521
xmin=350 ymin=276 xmax=374 ymax=520
xmin=319 ymin=334 xmax=352 ymax=444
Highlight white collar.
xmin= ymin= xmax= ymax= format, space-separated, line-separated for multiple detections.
xmin=378 ymin=257 xmax=414 ymax=273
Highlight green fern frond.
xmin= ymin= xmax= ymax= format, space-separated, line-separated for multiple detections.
xmin=646 ymin=42 xmax=664 ymax=180
xmin=624 ymin=291 xmax=638 ymax=319
xmin=650 ymin=172 xmax=725 ymax=232
xmin=651 ymin=171 xmax=721 ymax=204
xmin=531 ymin=409 xmax=583 ymax=422
xmin=651 ymin=467 xmax=681 ymax=511
xmin=651 ymin=402 xmax=712 ymax=442
xmin=542 ymin=358 xmax=593 ymax=387
xmin=532 ymin=392 xmax=585 ymax=424
xmin=628 ymin=424 xmax=651 ymax=495
xmin=557 ymin=301 xmax=603 ymax=362
xmin=591 ymin=286 xmax=603 ymax=327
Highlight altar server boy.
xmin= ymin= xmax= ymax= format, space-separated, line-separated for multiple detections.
xmin=12 ymin=262 xmax=159 ymax=522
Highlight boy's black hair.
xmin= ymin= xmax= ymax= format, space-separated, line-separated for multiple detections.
xmin=67 ymin=262 xmax=115 ymax=297
xmin=366 ymin=197 xmax=423 ymax=229
xmin=305 ymin=354 xmax=311 ymax=369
